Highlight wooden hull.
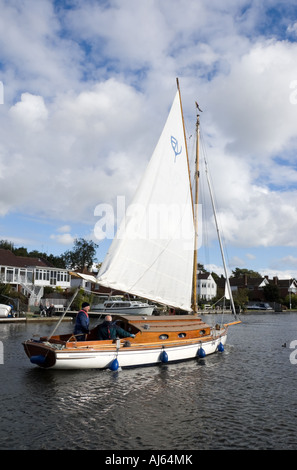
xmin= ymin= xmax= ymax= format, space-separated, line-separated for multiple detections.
xmin=23 ymin=315 xmax=232 ymax=370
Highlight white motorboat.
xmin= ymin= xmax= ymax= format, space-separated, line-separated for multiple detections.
xmin=91 ymin=299 xmax=155 ymax=315
xmin=0 ymin=304 xmax=12 ymax=318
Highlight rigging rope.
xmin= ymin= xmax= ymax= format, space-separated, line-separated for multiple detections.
xmin=199 ymin=126 xmax=237 ymax=319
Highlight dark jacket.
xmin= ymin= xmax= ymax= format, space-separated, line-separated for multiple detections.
xmin=74 ymin=309 xmax=90 ymax=340
xmin=97 ymin=320 xmax=133 ymax=340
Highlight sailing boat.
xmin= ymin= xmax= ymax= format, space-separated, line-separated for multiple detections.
xmin=23 ymin=79 xmax=240 ymax=370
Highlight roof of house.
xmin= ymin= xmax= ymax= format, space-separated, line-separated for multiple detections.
xmin=269 ymin=278 xmax=297 ymax=288
xmin=0 ymin=249 xmax=54 ymax=268
xmin=197 ymin=272 xmax=213 ymax=280
xmin=217 ymin=275 xmax=297 ymax=291
xmin=216 ymin=276 xmax=267 ymax=288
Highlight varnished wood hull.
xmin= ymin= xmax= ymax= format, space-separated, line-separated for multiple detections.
xmin=23 ymin=315 xmax=231 ymax=370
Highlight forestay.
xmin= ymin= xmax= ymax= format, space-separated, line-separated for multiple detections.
xmin=97 ymin=92 xmax=195 ymax=311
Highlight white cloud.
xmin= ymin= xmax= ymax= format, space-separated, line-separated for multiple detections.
xmin=50 ymin=233 xmax=74 ymax=245
xmin=259 ymin=269 xmax=293 ymax=280
xmin=57 ymin=225 xmax=71 ymax=233
xmin=0 ymin=0 xmax=297 ymax=276
xmin=287 ymin=22 xmax=297 ymax=36
xmin=9 ymin=93 xmax=48 ymax=130
xmin=206 ymin=40 xmax=297 ymax=158
xmin=246 ymin=253 xmax=256 ymax=260
xmin=0 ymin=79 xmax=151 ymax=223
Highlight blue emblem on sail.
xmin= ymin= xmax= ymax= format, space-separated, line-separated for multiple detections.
xmin=171 ymin=136 xmax=182 ymax=161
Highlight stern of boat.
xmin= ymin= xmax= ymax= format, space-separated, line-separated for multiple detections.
xmin=23 ymin=340 xmax=57 ymax=369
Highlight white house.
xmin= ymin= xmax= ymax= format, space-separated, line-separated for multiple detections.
xmin=197 ymin=272 xmax=217 ymax=301
xmin=0 ymin=249 xmax=70 ymax=305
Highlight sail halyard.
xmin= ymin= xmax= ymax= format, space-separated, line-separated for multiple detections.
xmin=96 ymin=83 xmax=196 ymax=311
xmin=176 ymin=78 xmax=194 ymax=216
xmin=203 ymin=157 xmax=238 ymax=319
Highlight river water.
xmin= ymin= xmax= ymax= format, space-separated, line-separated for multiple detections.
xmin=1 ymin=313 xmax=297 ymax=452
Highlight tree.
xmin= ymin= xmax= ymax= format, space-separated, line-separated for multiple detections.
xmin=263 ymin=284 xmax=280 ymax=302
xmin=231 ymin=268 xmax=261 ymax=278
xmin=62 ymin=238 xmax=98 ymax=271
xmin=233 ymin=288 xmax=249 ymax=310
xmin=14 ymin=247 xmax=29 ymax=257
xmin=0 ymin=240 xmax=15 ymax=251
xmin=198 ymin=263 xmax=206 ymax=273
xmin=72 ymin=288 xmax=94 ymax=310
xmin=284 ymin=293 xmax=297 ymax=309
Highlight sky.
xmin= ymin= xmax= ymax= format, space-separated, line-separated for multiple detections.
xmin=0 ymin=0 xmax=297 ymax=279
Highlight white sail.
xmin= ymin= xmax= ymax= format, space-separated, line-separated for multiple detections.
xmin=224 ymin=281 xmax=230 ymax=300
xmin=97 ymin=91 xmax=195 ymax=311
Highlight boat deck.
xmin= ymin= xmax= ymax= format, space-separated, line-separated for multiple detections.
xmin=123 ymin=315 xmax=209 ymax=332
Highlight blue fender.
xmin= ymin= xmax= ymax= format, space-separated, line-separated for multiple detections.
xmin=30 ymin=355 xmax=46 ymax=366
xmin=160 ymin=350 xmax=168 ymax=363
xmin=218 ymin=342 xmax=224 ymax=352
xmin=198 ymin=347 xmax=206 ymax=358
xmin=109 ymin=358 xmax=119 ymax=371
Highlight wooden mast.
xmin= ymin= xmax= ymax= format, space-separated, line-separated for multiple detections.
xmin=176 ymin=78 xmax=199 ymax=314
xmin=191 ymin=103 xmax=200 ymax=314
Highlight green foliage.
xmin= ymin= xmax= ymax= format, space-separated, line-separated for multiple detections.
xmin=0 ymin=237 xmax=98 ymax=271
xmin=263 ymin=284 xmax=280 ymax=302
xmin=284 ymin=294 xmax=297 ymax=309
xmin=0 ymin=239 xmax=66 ymax=268
xmin=0 ymin=282 xmax=28 ymax=309
xmin=0 ymin=240 xmax=15 ymax=251
xmin=72 ymin=289 xmax=94 ymax=310
xmin=0 ymin=282 xmax=11 ymax=302
xmin=231 ymin=268 xmax=261 ymax=278
xmin=62 ymin=238 xmax=98 ymax=271
xmin=232 ymin=288 xmax=249 ymax=309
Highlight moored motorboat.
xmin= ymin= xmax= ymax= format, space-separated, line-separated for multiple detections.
xmin=0 ymin=304 xmax=12 ymax=318
xmin=91 ymin=299 xmax=155 ymax=315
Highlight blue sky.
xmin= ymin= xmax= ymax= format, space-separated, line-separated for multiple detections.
xmin=0 ymin=0 xmax=297 ymax=279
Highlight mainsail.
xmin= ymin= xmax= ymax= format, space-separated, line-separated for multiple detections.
xmin=96 ymin=91 xmax=195 ymax=311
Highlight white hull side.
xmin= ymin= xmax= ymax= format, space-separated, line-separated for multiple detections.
xmin=51 ymin=332 xmax=227 ymax=370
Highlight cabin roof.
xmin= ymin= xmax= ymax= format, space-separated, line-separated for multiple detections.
xmin=116 ymin=315 xmax=210 ymax=332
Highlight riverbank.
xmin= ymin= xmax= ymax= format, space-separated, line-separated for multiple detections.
xmin=1 ymin=308 xmax=296 ymax=323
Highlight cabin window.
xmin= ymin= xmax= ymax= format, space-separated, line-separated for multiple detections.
xmin=199 ymin=330 xmax=206 ymax=335
xmin=159 ymin=334 xmax=169 ymax=340
xmin=178 ymin=333 xmax=186 ymax=338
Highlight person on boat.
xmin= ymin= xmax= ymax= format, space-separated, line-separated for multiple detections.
xmin=74 ymin=302 xmax=90 ymax=341
xmin=97 ymin=315 xmax=135 ymax=340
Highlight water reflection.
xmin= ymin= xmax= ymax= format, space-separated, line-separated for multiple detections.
xmin=2 ymin=314 xmax=297 ymax=449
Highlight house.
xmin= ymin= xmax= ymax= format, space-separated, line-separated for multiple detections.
xmin=216 ymin=274 xmax=297 ymax=302
xmin=0 ymin=249 xmax=71 ymax=306
xmin=197 ymin=272 xmax=217 ymax=301
xmin=266 ymin=276 xmax=297 ymax=299
xmin=70 ymin=270 xmax=123 ymax=300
